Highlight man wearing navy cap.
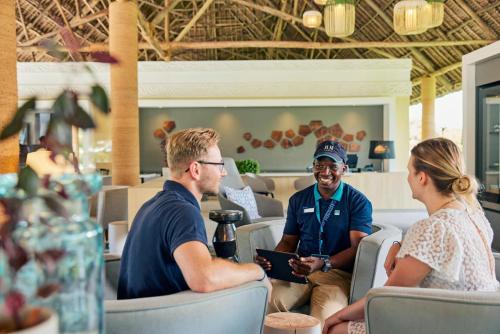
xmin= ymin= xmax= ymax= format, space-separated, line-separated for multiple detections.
xmin=256 ymin=140 xmax=372 ymax=325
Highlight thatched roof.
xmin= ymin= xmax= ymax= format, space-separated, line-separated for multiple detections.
xmin=15 ymin=0 xmax=500 ymax=103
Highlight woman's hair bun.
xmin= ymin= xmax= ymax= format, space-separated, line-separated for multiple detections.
xmin=452 ymin=175 xmax=472 ymax=194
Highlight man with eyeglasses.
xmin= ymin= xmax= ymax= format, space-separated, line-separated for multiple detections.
xmin=256 ymin=140 xmax=372 ymax=325
xmin=118 ymin=128 xmax=271 ymax=300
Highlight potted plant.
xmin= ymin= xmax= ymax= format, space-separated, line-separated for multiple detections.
xmin=0 ymin=35 xmax=116 ymax=333
xmin=235 ymin=159 xmax=260 ymax=174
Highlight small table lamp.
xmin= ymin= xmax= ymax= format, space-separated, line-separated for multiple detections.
xmin=368 ymin=140 xmax=395 ymax=172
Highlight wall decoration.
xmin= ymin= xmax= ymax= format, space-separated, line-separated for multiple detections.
xmin=243 ymin=132 xmax=252 ymax=141
xmin=314 ymin=126 xmax=328 ymax=138
xmin=292 ymin=136 xmax=304 ymax=147
xmin=285 ymin=129 xmax=296 ymax=138
xmin=162 ymin=120 xmax=176 ymax=133
xmin=309 ymin=120 xmax=323 ymax=131
xmin=251 ymin=139 xmax=262 ymax=148
xmin=329 ymin=123 xmax=343 ymax=138
xmin=153 ymin=119 xmax=176 ymax=167
xmin=271 ymin=130 xmax=283 ymax=142
xmin=299 ymin=125 xmax=312 ymax=137
xmin=244 ymin=120 xmax=367 ymax=155
xmin=356 ymin=130 xmax=367 ymax=141
xmin=281 ymin=139 xmax=292 ymax=149
xmin=153 ymin=128 xmax=166 ymax=139
xmin=263 ymin=139 xmax=275 ymax=149
xmin=349 ymin=143 xmax=361 ymax=152
xmin=343 ymin=134 xmax=354 ymax=142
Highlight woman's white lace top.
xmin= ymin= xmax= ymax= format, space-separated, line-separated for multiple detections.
xmin=397 ymin=208 xmax=499 ymax=291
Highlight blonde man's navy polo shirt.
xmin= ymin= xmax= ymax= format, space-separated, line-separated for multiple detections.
xmin=118 ymin=180 xmax=207 ymax=299
xmin=284 ymin=181 xmax=372 ymax=273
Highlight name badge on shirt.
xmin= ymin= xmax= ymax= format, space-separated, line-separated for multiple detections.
xmin=334 ymin=210 xmax=340 ymax=216
xmin=303 ymin=207 xmax=315 ymax=213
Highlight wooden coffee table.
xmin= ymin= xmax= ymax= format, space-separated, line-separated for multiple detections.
xmin=264 ymin=312 xmax=321 ymax=334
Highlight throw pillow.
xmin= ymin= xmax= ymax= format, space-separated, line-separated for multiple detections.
xmin=224 ymin=186 xmax=262 ymax=220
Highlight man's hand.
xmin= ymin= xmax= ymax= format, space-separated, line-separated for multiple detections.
xmin=255 ymin=255 xmax=272 ymax=271
xmin=384 ymin=242 xmax=401 ymax=276
xmin=289 ymin=256 xmax=324 ymax=277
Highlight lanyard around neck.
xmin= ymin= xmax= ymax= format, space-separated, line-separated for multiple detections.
xmin=315 ymin=199 xmax=337 ymax=255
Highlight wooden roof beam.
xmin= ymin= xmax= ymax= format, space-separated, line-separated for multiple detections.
xmin=229 ymin=0 xmax=406 ymax=61
xmin=454 ymin=0 xmax=497 ymax=40
xmin=412 ymin=62 xmax=462 ymax=86
xmin=19 ymin=39 xmax=494 ymax=53
xmin=19 ymin=9 xmax=108 ymax=47
xmin=137 ymin=9 xmax=168 ymax=61
xmin=174 ymin=0 xmax=215 ymax=42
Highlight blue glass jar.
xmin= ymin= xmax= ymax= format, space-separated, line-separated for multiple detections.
xmin=0 ymin=172 xmax=104 ymax=334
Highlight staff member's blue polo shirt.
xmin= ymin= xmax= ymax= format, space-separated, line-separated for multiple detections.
xmin=118 ymin=180 xmax=207 ymax=299
xmin=284 ymin=181 xmax=372 ymax=273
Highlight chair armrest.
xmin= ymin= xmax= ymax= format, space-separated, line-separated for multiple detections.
xmin=236 ymin=220 xmax=286 ymax=263
xmin=105 ymin=281 xmax=268 ymax=334
xmin=254 ymin=194 xmax=284 ymax=217
xmin=365 ymin=286 xmax=500 ymax=334
xmin=349 ymin=223 xmax=402 ymax=303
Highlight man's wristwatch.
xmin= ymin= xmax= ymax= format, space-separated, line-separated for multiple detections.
xmin=322 ymin=257 xmax=332 ymax=272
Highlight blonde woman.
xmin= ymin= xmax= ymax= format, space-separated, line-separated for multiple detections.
xmin=323 ymin=138 xmax=499 ymax=334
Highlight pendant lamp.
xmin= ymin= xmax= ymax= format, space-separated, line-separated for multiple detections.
xmin=426 ymin=0 xmax=444 ymax=28
xmin=302 ymin=10 xmax=322 ymax=28
xmin=393 ymin=0 xmax=432 ymax=35
xmin=324 ymin=0 xmax=356 ymax=38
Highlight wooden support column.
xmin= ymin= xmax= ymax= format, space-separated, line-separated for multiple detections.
xmin=421 ymin=76 xmax=436 ymax=140
xmin=109 ymin=0 xmax=139 ymax=186
xmin=0 ymin=0 xmax=19 ymax=173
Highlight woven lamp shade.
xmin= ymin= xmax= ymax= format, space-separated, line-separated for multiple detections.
xmin=324 ymin=0 xmax=356 ymax=38
xmin=427 ymin=0 xmax=444 ymax=28
xmin=303 ymin=10 xmax=322 ymax=28
xmin=394 ymin=0 xmax=432 ymax=35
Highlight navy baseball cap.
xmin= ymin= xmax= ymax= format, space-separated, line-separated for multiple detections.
xmin=314 ymin=140 xmax=347 ymax=163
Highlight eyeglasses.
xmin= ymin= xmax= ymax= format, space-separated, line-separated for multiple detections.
xmin=185 ymin=160 xmax=225 ymax=172
xmin=313 ymin=161 xmax=343 ymax=172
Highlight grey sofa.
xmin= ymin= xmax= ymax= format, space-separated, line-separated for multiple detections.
xmin=364 ymin=253 xmax=500 ymax=334
xmin=104 ymin=256 xmax=268 ymax=334
xmin=236 ymin=220 xmax=402 ymax=304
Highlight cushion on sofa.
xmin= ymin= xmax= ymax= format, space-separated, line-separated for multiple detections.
xmin=224 ymin=186 xmax=262 ymax=220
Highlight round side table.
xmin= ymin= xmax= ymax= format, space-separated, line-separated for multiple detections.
xmin=264 ymin=312 xmax=321 ymax=334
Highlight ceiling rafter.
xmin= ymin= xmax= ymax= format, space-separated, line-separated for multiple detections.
xmin=12 ymin=0 xmax=500 ymax=103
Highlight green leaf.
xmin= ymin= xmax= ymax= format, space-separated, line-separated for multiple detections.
xmin=90 ymin=85 xmax=110 ymax=114
xmin=72 ymin=106 xmax=95 ymax=129
xmin=52 ymin=90 xmax=78 ymax=120
xmin=17 ymin=167 xmax=39 ymax=197
xmin=0 ymin=97 xmax=36 ymax=140
xmin=46 ymin=116 xmax=71 ymax=146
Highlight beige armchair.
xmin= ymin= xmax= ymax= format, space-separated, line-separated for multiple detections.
xmin=363 ymin=253 xmax=500 ymax=334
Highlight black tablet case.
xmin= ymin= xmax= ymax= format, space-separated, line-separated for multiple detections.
xmin=256 ymin=249 xmax=307 ymax=284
